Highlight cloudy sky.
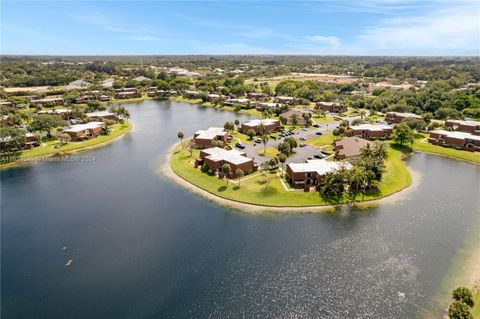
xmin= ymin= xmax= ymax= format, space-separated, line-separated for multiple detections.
xmin=1 ymin=0 xmax=479 ymax=55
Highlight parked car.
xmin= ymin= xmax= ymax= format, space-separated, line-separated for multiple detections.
xmin=312 ymin=124 xmax=320 ymax=128
xmin=315 ymin=132 xmax=323 ymax=135
xmin=314 ymin=154 xmax=325 ymax=159
xmin=299 ymin=143 xmax=306 ymax=147
xmin=225 ymin=145 xmax=232 ymax=150
xmin=307 ymin=156 xmax=313 ymax=160
xmin=235 ymin=143 xmax=245 ymax=149
xmin=255 ymin=138 xmax=262 ymax=143
xmin=270 ymin=135 xmax=277 ymax=140
xmin=299 ymin=137 xmax=305 ymax=141
xmin=301 ymin=128 xmax=308 ymax=131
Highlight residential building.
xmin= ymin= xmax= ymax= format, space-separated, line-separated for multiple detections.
xmin=385 ymin=112 xmax=422 ymax=124
xmin=428 ymin=130 xmax=480 ymax=152
xmin=256 ymin=102 xmax=283 ymax=111
xmin=133 ymin=76 xmax=151 ymax=82
xmin=63 ymin=122 xmax=106 ymax=141
xmin=193 ymin=127 xmax=229 ymax=149
xmin=30 ymin=97 xmax=64 ymax=106
xmin=85 ymin=111 xmax=119 ymax=122
xmin=224 ymin=98 xmax=250 ymax=106
xmin=25 ymin=132 xmax=38 ymax=148
xmin=184 ymin=90 xmax=202 ymax=99
xmin=147 ymin=87 xmax=158 ymax=97
xmin=0 ymin=101 xmax=13 ymax=107
xmin=286 ymin=159 xmax=351 ymax=189
xmin=275 ymin=96 xmax=297 ymax=105
xmin=348 ymin=124 xmax=393 ymax=139
xmin=66 ymin=79 xmax=90 ymax=90
xmin=196 ymin=147 xmax=257 ymax=177
xmin=334 ymin=137 xmax=371 ymax=160
xmin=246 ymin=92 xmax=268 ymax=100
xmin=281 ymin=109 xmax=311 ymax=126
xmin=315 ymin=101 xmax=347 ymax=113
xmin=157 ymin=90 xmax=178 ymax=98
xmin=38 ymin=108 xmax=72 ymax=120
xmin=206 ymin=93 xmax=225 ymax=101
xmin=240 ymin=119 xmax=280 ymax=134
xmin=114 ymin=88 xmax=140 ymax=99
xmin=444 ymin=120 xmax=480 ymax=135
xmin=102 ymin=78 xmax=115 ymax=88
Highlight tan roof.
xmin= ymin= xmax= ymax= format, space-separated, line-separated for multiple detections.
xmin=195 ymin=127 xmax=227 ymax=140
xmin=288 ymin=159 xmax=351 ymax=174
xmin=335 ymin=137 xmax=371 ymax=158
xmin=202 ymin=147 xmax=252 ymax=165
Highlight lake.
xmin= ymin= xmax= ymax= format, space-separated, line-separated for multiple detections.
xmin=1 ymin=100 xmax=479 ymax=318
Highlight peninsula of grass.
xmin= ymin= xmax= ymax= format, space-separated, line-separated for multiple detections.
xmin=256 ymin=146 xmax=281 ymax=158
xmin=0 ymin=122 xmax=133 ymax=169
xmin=169 ymin=142 xmax=412 ymax=208
xmin=413 ymin=134 xmax=480 ymax=165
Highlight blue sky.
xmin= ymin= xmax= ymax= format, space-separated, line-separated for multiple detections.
xmin=1 ymin=0 xmax=479 ymax=55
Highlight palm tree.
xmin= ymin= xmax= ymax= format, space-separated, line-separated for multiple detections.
xmin=235 ymin=169 xmax=244 ymax=187
xmin=261 ymin=134 xmax=269 ymax=155
xmin=222 ymin=163 xmax=231 ymax=184
xmin=359 ymin=109 xmax=367 ymax=120
xmin=278 ymin=153 xmax=287 ymax=176
xmin=177 ymin=131 xmax=184 ymax=149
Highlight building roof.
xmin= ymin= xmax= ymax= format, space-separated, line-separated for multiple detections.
xmin=386 ymin=111 xmax=422 ymax=119
xmin=288 ymin=159 xmax=351 ymax=174
xmin=431 ymin=130 xmax=480 ymax=141
xmin=335 ymin=137 xmax=371 ymax=158
xmin=349 ymin=124 xmax=392 ymax=132
xmin=202 ymin=147 xmax=252 ymax=165
xmin=86 ymin=111 xmax=115 ymax=117
xmin=133 ymin=76 xmax=151 ymax=81
xmin=64 ymin=122 xmax=105 ymax=133
xmin=68 ymin=80 xmax=90 ymax=87
xmin=446 ymin=119 xmax=480 ymax=127
xmin=242 ymin=119 xmax=279 ymax=127
xmin=38 ymin=108 xmax=71 ymax=114
xmin=195 ymin=127 xmax=227 ymax=140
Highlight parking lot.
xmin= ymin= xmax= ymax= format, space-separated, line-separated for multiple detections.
xmin=232 ymin=119 xmax=339 ymax=164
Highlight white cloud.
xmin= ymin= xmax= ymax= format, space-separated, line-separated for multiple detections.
xmin=305 ymin=35 xmax=340 ymax=47
xmin=357 ymin=5 xmax=480 ymax=54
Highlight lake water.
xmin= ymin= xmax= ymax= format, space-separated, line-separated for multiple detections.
xmin=1 ymin=100 xmax=479 ymax=318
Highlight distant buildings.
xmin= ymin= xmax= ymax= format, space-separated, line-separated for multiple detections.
xmin=385 ymin=112 xmax=422 ymax=124
xmin=286 ymin=159 xmax=351 ymax=189
xmin=85 ymin=111 xmax=119 ymax=122
xmin=348 ymin=124 xmax=393 ymax=140
xmin=240 ymin=119 xmax=280 ymax=134
xmin=315 ymin=101 xmax=347 ymax=113
xmin=246 ymin=92 xmax=268 ymax=100
xmin=334 ymin=137 xmax=371 ymax=160
xmin=193 ymin=127 xmax=229 ymax=149
xmin=281 ymin=109 xmax=311 ymax=126
xmin=66 ymin=79 xmax=91 ymax=90
xmin=275 ymin=96 xmax=297 ymax=105
xmin=30 ymin=97 xmax=64 ymax=106
xmin=196 ymin=147 xmax=257 ymax=177
xmin=114 ymin=88 xmax=140 ymax=99
xmin=224 ymin=98 xmax=250 ymax=106
xmin=184 ymin=90 xmax=202 ymax=99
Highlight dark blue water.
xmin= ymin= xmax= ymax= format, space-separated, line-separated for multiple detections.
xmin=2 ymin=100 xmax=479 ymax=318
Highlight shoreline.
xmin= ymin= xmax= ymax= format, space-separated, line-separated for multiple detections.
xmin=160 ymin=142 xmax=421 ymax=213
xmin=0 ymin=122 xmax=134 ymax=170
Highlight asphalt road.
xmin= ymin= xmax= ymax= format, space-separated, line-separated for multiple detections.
xmin=235 ymin=119 xmax=340 ymax=164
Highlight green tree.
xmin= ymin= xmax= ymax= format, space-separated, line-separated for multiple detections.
xmin=392 ymin=123 xmax=415 ymax=146
xmin=452 ymin=287 xmax=474 ymax=308
xmin=290 ymin=114 xmax=298 ymax=128
xmin=448 ymin=301 xmax=473 ymax=319
xmin=235 ymin=168 xmax=244 ymax=187
xmin=246 ymin=129 xmax=256 ymax=140
xmin=234 ymin=119 xmax=240 ymax=130
xmin=221 ymin=163 xmax=231 ymax=184
xmin=0 ymin=127 xmax=27 ymax=152
xmin=29 ymin=114 xmax=66 ymax=138
xmin=58 ymin=133 xmax=71 ymax=145
xmin=278 ymin=153 xmax=287 ymax=175
xmin=261 ymin=134 xmax=269 ymax=155
xmin=177 ymin=131 xmax=184 ymax=149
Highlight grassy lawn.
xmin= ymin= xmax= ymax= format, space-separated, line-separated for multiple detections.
xmin=412 ymin=134 xmax=480 ymax=164
xmin=312 ymin=115 xmax=335 ymax=124
xmin=305 ymin=131 xmax=339 ymax=147
xmin=169 ymin=142 xmax=412 ymax=207
xmin=473 ymin=289 xmax=480 ymax=318
xmin=1 ymin=122 xmax=133 ymax=168
xmin=256 ymin=146 xmax=280 ymax=158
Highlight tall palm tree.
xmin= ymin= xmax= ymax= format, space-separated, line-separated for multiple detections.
xmin=235 ymin=169 xmax=244 ymax=187
xmin=177 ymin=131 xmax=184 ymax=149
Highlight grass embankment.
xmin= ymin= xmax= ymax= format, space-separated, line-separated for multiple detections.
xmin=413 ymin=134 xmax=480 ymax=165
xmin=473 ymin=289 xmax=480 ymax=318
xmin=0 ymin=122 xmax=133 ymax=169
xmin=169 ymin=142 xmax=411 ymax=207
